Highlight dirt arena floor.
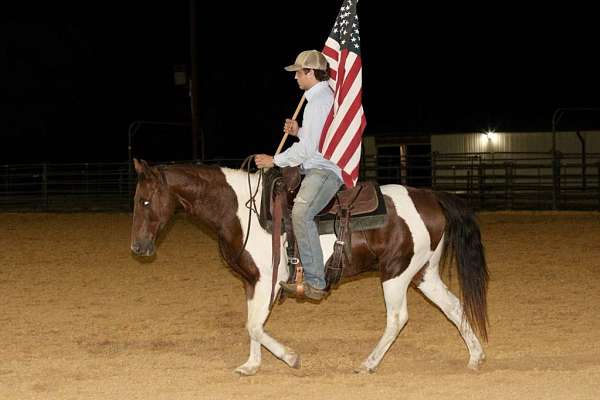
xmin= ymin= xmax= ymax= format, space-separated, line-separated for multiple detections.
xmin=1 ymin=211 xmax=599 ymax=399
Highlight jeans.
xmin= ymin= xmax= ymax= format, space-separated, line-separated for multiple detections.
xmin=291 ymin=168 xmax=343 ymax=290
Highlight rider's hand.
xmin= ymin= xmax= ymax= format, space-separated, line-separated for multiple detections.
xmin=255 ymin=154 xmax=274 ymax=169
xmin=283 ymin=119 xmax=299 ymax=136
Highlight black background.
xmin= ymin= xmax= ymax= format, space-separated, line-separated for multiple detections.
xmin=2 ymin=1 xmax=599 ymax=163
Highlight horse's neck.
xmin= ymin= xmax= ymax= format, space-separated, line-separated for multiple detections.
xmin=215 ymin=167 xmax=263 ymax=242
xmin=167 ymin=165 xmax=260 ymax=235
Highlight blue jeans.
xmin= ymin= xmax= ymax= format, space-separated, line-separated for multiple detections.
xmin=291 ymin=169 xmax=343 ymax=290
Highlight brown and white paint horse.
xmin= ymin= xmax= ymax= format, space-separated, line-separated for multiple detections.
xmin=130 ymin=159 xmax=489 ymax=375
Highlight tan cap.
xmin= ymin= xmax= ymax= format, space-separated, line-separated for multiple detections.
xmin=284 ymin=50 xmax=328 ymax=72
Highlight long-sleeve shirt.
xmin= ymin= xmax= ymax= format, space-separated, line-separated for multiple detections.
xmin=273 ymin=81 xmax=342 ymax=181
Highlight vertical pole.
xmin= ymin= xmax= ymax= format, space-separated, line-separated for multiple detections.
xmin=551 ymin=109 xmax=561 ymax=210
xmin=554 ymin=152 xmax=562 ymax=210
xmin=190 ymin=0 xmax=202 ymax=160
xmin=505 ymin=162 xmax=513 ymax=210
xmin=575 ymin=129 xmax=587 ymax=190
xmin=478 ymin=155 xmax=485 ymax=209
xmin=597 ymin=162 xmax=600 ymax=210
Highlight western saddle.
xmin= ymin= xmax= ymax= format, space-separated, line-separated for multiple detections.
xmin=258 ymin=167 xmax=387 ymax=303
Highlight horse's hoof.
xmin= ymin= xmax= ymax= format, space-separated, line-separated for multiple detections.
xmin=467 ymin=355 xmax=485 ymax=371
xmin=353 ymin=364 xmax=376 ymax=374
xmin=234 ymin=364 xmax=259 ymax=376
xmin=467 ymin=361 xmax=481 ymax=371
xmin=287 ymin=353 xmax=301 ymax=369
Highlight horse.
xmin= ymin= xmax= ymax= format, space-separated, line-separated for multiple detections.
xmin=130 ymin=158 xmax=489 ymax=375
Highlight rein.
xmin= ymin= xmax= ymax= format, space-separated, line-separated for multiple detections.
xmin=233 ymin=155 xmax=262 ymax=263
xmin=238 ymin=155 xmax=282 ymax=308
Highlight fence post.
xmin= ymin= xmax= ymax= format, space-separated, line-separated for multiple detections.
xmin=467 ymin=168 xmax=472 ymax=205
xmin=478 ymin=156 xmax=485 ymax=209
xmin=552 ymin=152 xmax=562 ymax=210
xmin=399 ymin=150 xmax=404 ymax=185
xmin=452 ymin=165 xmax=456 ymax=189
xmin=597 ymin=162 xmax=600 ymax=210
xmin=537 ymin=167 xmax=542 ymax=209
xmin=504 ymin=161 xmax=513 ymax=210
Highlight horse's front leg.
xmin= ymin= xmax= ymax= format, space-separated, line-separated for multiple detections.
xmin=235 ymin=280 xmax=300 ymax=376
xmin=235 ymin=337 xmax=262 ymax=376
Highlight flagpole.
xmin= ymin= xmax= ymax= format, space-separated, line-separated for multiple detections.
xmin=274 ymin=95 xmax=306 ymax=155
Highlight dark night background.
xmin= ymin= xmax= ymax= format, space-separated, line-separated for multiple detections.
xmin=2 ymin=1 xmax=599 ymax=164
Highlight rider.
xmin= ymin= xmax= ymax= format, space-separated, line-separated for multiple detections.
xmin=255 ymin=50 xmax=343 ymax=301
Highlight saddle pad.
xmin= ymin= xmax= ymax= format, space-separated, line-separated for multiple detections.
xmin=316 ymin=183 xmax=387 ymax=235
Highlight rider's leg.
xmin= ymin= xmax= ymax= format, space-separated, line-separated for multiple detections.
xmin=291 ymin=169 xmax=342 ymax=290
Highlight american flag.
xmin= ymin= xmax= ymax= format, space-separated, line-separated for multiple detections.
xmin=319 ymin=0 xmax=366 ymax=188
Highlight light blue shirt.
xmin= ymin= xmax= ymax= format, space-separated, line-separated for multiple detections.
xmin=273 ymin=81 xmax=342 ymax=181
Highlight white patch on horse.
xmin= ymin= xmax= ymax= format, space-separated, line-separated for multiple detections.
xmin=381 ymin=184 xmax=433 ymax=270
xmin=221 ymin=168 xmax=297 ymax=375
xmin=417 ymin=237 xmax=486 ymax=369
xmin=356 ymin=184 xmax=434 ymax=372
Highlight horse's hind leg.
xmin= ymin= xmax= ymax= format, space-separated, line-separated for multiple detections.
xmin=355 ymin=275 xmax=409 ymax=373
xmin=417 ymin=245 xmax=485 ymax=370
xmin=235 ymin=280 xmax=300 ymax=376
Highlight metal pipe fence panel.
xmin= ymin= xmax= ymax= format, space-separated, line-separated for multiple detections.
xmin=1 ymin=152 xmax=599 ymax=211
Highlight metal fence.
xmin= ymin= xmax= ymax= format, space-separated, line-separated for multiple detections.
xmin=0 ymin=159 xmax=245 ymax=212
xmin=2 ymin=153 xmax=600 ymax=211
xmin=1 ymin=162 xmax=131 ymax=211
xmin=431 ymin=152 xmax=600 ymax=210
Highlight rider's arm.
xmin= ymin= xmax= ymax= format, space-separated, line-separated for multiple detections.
xmin=273 ymin=97 xmax=331 ymax=168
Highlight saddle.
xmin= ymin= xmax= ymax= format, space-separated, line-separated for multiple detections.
xmin=258 ymin=167 xmax=387 ymax=303
xmin=259 ymin=167 xmax=387 ymax=235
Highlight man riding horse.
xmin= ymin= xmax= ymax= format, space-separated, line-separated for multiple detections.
xmin=254 ymin=50 xmax=344 ymax=301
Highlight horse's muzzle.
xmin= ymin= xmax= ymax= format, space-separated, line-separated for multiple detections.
xmin=131 ymin=239 xmax=155 ymax=257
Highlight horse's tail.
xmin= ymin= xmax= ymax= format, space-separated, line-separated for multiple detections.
xmin=434 ymin=191 xmax=489 ymax=341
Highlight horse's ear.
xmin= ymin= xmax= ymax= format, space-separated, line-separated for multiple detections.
xmin=134 ymin=159 xmax=156 ymax=180
xmin=133 ymin=158 xmax=147 ymax=175
xmin=133 ymin=158 xmax=161 ymax=181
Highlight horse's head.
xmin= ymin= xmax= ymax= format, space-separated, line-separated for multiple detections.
xmin=130 ymin=158 xmax=177 ymax=257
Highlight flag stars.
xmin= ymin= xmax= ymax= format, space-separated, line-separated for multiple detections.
xmin=329 ymin=0 xmax=361 ymax=54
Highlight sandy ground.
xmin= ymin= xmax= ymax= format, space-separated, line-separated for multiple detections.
xmin=1 ymin=211 xmax=600 ymax=400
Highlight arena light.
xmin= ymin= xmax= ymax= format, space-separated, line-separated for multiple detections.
xmin=481 ymin=130 xmax=497 ymax=144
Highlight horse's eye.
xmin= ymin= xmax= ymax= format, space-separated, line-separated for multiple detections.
xmin=142 ymin=200 xmax=151 ymax=207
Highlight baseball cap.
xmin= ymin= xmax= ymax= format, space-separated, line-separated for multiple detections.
xmin=284 ymin=50 xmax=328 ymax=72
